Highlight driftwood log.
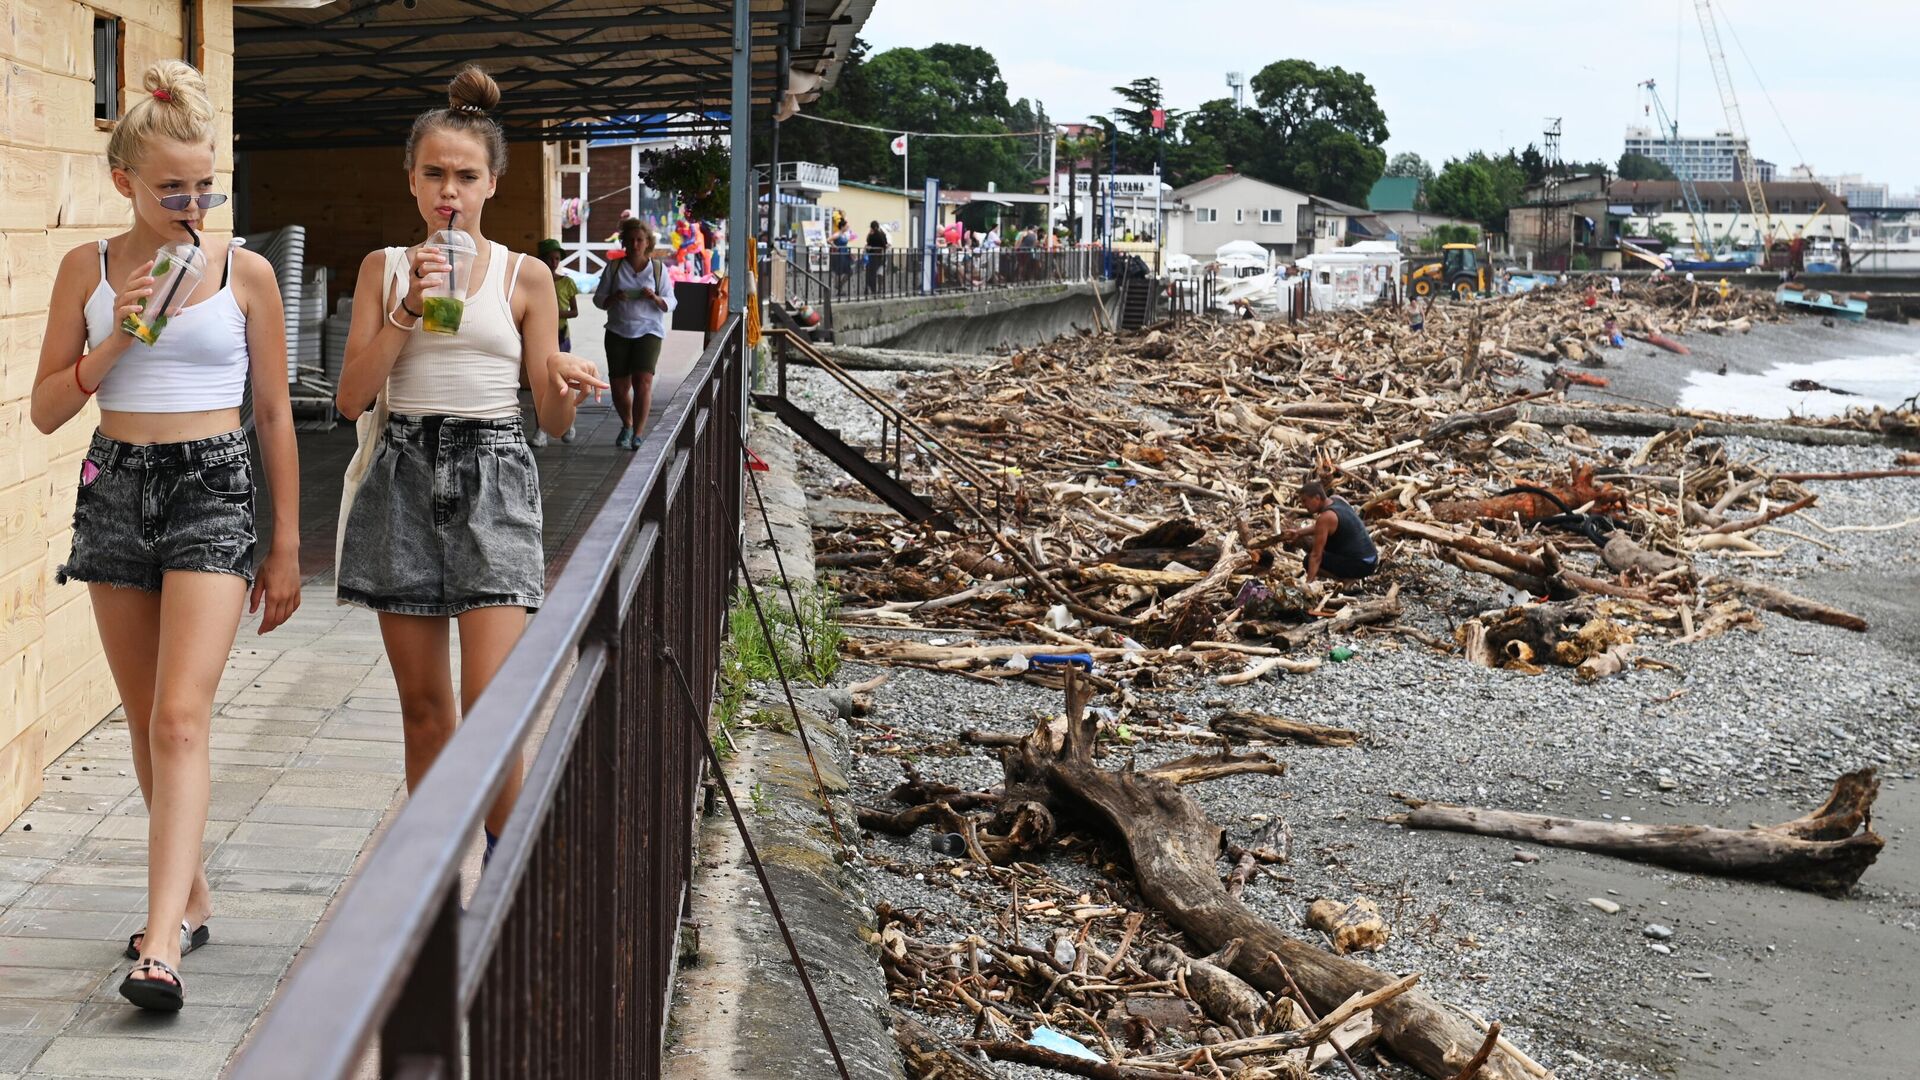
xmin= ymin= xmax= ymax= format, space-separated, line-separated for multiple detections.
xmin=1305 ymin=897 xmax=1391 ymax=955
xmin=1395 ymin=769 xmax=1884 ymax=893
xmin=997 ymin=675 xmax=1543 ymax=1080
xmin=1211 ymin=708 xmax=1362 ymax=748
xmin=1713 ymin=575 xmax=1869 ymax=632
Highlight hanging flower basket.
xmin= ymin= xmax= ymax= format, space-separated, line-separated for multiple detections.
xmin=643 ymin=140 xmax=732 ymax=221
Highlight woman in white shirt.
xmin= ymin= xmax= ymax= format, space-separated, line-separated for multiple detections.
xmin=332 ymin=67 xmax=606 ymax=871
xmin=593 ymin=219 xmax=676 ymax=449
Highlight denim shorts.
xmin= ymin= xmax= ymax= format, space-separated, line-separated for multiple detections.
xmin=337 ymin=414 xmax=544 ymax=616
xmin=57 ymin=430 xmax=256 ymax=592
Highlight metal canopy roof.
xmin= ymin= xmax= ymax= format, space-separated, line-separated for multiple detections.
xmin=232 ymin=0 xmax=871 ymax=152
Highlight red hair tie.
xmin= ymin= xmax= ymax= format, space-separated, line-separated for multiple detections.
xmin=152 ymin=89 xmax=173 ymax=102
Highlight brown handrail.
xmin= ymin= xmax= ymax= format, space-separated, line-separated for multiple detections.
xmin=765 ymin=327 xmax=1008 ymax=522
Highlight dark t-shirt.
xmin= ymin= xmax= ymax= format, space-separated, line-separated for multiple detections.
xmin=866 ymin=229 xmax=887 ymax=253
xmin=1324 ymin=497 xmax=1378 ymax=565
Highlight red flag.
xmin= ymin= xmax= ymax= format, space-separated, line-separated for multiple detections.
xmin=1150 ymin=108 xmax=1167 ymax=131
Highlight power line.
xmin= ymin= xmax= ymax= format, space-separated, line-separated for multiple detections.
xmin=790 ymin=112 xmax=1048 ymax=140
xmin=1719 ymin=8 xmax=1807 ymax=169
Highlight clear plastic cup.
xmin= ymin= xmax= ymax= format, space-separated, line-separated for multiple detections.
xmin=421 ymin=229 xmax=478 ymax=335
xmin=121 ymin=243 xmax=207 ymax=346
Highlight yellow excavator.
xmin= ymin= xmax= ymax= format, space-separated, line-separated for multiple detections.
xmin=1407 ymin=243 xmax=1488 ymax=298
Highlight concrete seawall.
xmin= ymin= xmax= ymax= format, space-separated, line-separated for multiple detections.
xmin=833 ymin=281 xmax=1117 ymax=352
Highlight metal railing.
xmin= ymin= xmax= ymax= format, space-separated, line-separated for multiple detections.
xmin=766 ymin=326 xmax=1008 ymax=526
xmin=779 ymin=244 xmax=1100 ymax=305
xmin=229 ymin=316 xmax=748 ymax=1080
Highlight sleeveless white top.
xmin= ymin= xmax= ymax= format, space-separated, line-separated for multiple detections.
xmin=384 ymin=240 xmax=525 ymax=420
xmin=83 ymin=239 xmax=250 ymax=413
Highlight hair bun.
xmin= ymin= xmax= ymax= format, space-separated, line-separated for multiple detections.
xmin=447 ymin=66 xmax=501 ymax=115
xmin=143 ymin=59 xmax=208 ymax=111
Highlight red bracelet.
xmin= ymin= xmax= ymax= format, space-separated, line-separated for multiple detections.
xmin=74 ymin=356 xmax=97 ymax=396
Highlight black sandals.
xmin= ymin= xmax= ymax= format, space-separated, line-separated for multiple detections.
xmin=125 ymin=919 xmax=210 ymax=961
xmin=118 ymin=957 xmax=185 ymax=1011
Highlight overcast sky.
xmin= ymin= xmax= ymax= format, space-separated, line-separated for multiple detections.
xmin=859 ymin=0 xmax=1918 ymax=193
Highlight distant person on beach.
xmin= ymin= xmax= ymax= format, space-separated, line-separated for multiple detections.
xmin=1281 ymin=480 xmax=1378 ymax=583
xmin=865 ymin=220 xmax=887 ymax=294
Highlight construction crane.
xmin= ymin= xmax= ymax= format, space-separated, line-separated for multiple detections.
xmin=1638 ymin=79 xmax=1715 ymax=260
xmin=1694 ymin=0 xmax=1774 ymax=256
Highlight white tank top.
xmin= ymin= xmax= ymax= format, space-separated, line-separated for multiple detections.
xmin=83 ymin=239 xmax=251 ymax=413
xmin=384 ymin=241 xmax=525 ymax=420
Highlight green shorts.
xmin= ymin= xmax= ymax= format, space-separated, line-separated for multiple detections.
xmin=606 ymin=332 xmax=663 ymax=379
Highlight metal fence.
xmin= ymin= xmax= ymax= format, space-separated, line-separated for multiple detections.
xmin=228 ymin=316 xmax=747 ymax=1080
xmin=776 ymin=244 xmax=1100 ymax=305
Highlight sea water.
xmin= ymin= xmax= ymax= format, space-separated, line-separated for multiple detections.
xmin=1678 ymin=353 xmax=1920 ymax=420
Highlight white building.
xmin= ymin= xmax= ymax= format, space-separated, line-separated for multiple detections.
xmin=1609 ymin=180 xmax=1848 ymax=249
xmin=1164 ymin=172 xmax=1312 ymax=262
xmin=1786 ymin=168 xmax=1890 ymax=209
xmin=1623 ymin=126 xmax=1757 ymax=183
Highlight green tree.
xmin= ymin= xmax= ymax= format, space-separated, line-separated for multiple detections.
xmin=1385 ymin=152 xmax=1434 ymax=183
xmin=1179 ymin=98 xmax=1265 ymax=184
xmin=1618 ymin=152 xmax=1677 ymax=181
xmin=1426 ymin=159 xmax=1505 ymax=227
xmin=1246 ymin=59 xmax=1389 ymax=204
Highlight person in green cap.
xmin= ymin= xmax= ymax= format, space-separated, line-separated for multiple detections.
xmin=530 ymin=238 xmax=578 ymax=445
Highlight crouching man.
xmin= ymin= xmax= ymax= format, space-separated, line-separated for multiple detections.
xmin=1281 ymin=480 xmax=1379 ymax=582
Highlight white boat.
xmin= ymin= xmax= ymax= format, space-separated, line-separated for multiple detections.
xmin=1211 ymin=240 xmax=1275 ymax=308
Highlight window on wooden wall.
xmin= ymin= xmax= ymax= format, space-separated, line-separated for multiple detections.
xmin=93 ymin=15 xmax=124 ymax=123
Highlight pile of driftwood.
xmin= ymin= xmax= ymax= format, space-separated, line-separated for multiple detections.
xmin=818 ymin=284 xmax=1897 ymax=686
xmin=870 ymin=674 xmax=1546 ymax=1080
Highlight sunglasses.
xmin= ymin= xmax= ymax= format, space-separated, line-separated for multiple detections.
xmin=134 ymin=173 xmax=229 ymax=212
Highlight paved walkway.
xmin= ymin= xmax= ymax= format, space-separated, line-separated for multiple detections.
xmin=0 ymin=325 xmax=708 ymax=1079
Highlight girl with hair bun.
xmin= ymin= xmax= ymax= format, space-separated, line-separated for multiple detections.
xmin=333 ymin=67 xmax=605 ymax=870
xmin=29 ymin=59 xmax=303 ymax=1011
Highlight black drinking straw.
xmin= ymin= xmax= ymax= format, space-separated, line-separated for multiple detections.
xmin=153 ymin=223 xmax=202 ymax=319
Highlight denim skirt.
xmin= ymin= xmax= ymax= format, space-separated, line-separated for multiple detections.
xmin=336 ymin=414 xmax=544 ymax=616
xmin=58 ymin=429 xmax=255 ymax=591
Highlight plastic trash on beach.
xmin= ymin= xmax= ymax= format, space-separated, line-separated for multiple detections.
xmin=1027 ymin=1026 xmax=1101 ymax=1061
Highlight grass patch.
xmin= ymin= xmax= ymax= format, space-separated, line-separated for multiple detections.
xmin=712 ymin=581 xmax=842 ymax=758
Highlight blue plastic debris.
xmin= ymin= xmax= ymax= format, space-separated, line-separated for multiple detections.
xmin=1029 ymin=653 xmax=1093 ymax=671
xmin=1027 ymin=1026 xmax=1101 ymax=1061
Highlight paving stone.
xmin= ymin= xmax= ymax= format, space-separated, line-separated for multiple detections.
xmin=152 ymin=943 xmax=287 ymax=977
xmin=0 ymin=838 xmax=83 ymax=864
xmin=0 ymin=819 xmax=90 ymax=841
xmin=239 ymin=804 xmax=383 ymax=830
xmin=0 ymin=864 xmax=52 ymax=890
xmin=205 ymin=734 xmax=307 ymax=754
xmin=172 ymin=918 xmax=309 ymax=949
xmin=29 ymin=1036 xmax=229 ymax=1079
xmin=213 ymin=706 xmax=331 ymax=726
xmin=83 ymin=972 xmax=277 ymax=1011
xmin=0 ymin=971 xmax=103 ymax=1004
xmin=0 ymin=1001 xmax=79 ymax=1038
xmin=224 ymin=823 xmax=368 ymax=853
xmin=0 ymin=939 xmax=121 ymax=971
xmin=0 ymin=1036 xmax=52 ymax=1072
xmin=205 ymin=845 xmax=356 ymax=876
xmin=32 ymin=868 xmax=147 ymax=890
xmin=203 ymin=870 xmax=343 ymax=897
xmin=201 ymin=892 xmax=328 ymax=922
xmin=255 ymin=781 xmax=395 ymax=811
xmin=56 ymin=843 xmax=146 ymax=869
xmin=63 ymin=1004 xmax=254 ymax=1044
xmin=204 ymin=749 xmax=297 ymax=769
xmin=286 ymin=754 xmax=403 ymax=775
xmin=311 ymin=720 xmax=404 ymax=744
xmin=85 ymin=819 xmax=231 ymax=847
xmin=296 ymin=737 xmax=398 ymax=759
xmin=11 ymin=887 xmax=146 ymax=915
xmin=0 ymin=909 xmax=143 ymax=942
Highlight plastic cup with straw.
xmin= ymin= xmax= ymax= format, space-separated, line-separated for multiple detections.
xmin=421 ymin=210 xmax=476 ymax=335
xmin=121 ymin=222 xmax=206 ymax=346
